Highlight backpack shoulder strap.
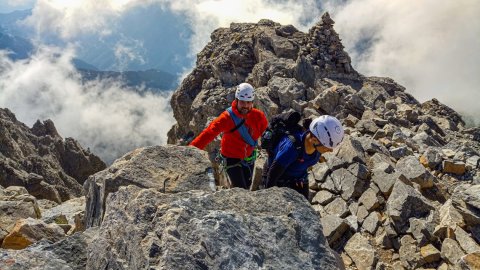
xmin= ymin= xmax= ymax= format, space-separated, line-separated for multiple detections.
xmin=226 ymin=107 xmax=257 ymax=147
xmin=286 ymin=134 xmax=303 ymax=160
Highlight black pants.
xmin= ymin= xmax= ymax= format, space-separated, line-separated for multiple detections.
xmin=225 ymin=157 xmax=254 ymax=189
xmin=262 ymin=161 xmax=309 ymax=199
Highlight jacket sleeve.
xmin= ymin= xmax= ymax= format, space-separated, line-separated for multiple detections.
xmin=189 ymin=112 xmax=231 ymax=150
xmin=260 ymin=111 xmax=269 ymax=135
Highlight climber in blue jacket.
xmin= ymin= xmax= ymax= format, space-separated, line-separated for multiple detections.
xmin=264 ymin=115 xmax=345 ymax=199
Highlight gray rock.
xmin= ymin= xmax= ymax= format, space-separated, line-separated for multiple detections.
xmin=346 ymin=215 xmax=359 ymax=232
xmin=359 ymin=188 xmax=380 ymax=211
xmin=390 ymin=146 xmax=409 ymax=160
xmin=455 ymin=226 xmax=480 ymax=254
xmin=407 ymin=218 xmax=430 ymax=246
xmin=84 ymin=145 xmax=213 ymax=228
xmin=371 ymin=169 xmax=404 ymax=197
xmin=356 ymin=205 xmax=369 ymax=224
xmin=312 ymin=190 xmax=335 ymax=205
xmin=344 ymin=233 xmax=377 ymax=270
xmin=412 ymin=132 xmax=442 ymax=147
xmin=386 ymin=179 xmax=434 ymax=233
xmin=441 ymin=238 xmax=465 ymax=265
xmin=324 ymin=197 xmax=350 ymax=218
xmin=311 ymin=162 xmax=330 ymax=183
xmin=332 ymin=135 xmax=367 ymax=166
xmin=330 ymin=168 xmax=368 ymax=200
xmin=451 ymin=184 xmax=480 ymax=226
xmin=396 ymin=156 xmax=434 ymax=189
xmin=466 ymin=155 xmax=480 ymax=170
xmin=356 ymin=136 xmax=390 ymax=156
xmin=420 ymin=147 xmax=443 ymax=170
xmin=347 ymin=162 xmax=370 ymax=180
xmin=471 ymin=225 xmax=480 ymax=243
xmin=41 ymin=196 xmax=85 ymax=233
xmin=321 ymin=215 xmax=350 ymax=245
xmin=87 ymin=186 xmax=340 ymax=269
xmin=294 ymin=55 xmax=315 ymax=87
xmin=269 ymin=76 xmax=306 ymax=108
xmin=399 ymin=234 xmax=424 ymax=268
xmin=312 ymin=87 xmax=340 ymax=114
xmin=362 ymin=212 xmax=380 ymax=235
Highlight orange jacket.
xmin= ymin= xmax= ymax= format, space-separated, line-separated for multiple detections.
xmin=190 ymin=100 xmax=268 ymax=159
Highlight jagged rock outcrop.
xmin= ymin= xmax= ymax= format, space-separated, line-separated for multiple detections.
xmin=168 ymin=12 xmax=480 ymax=269
xmin=86 ymin=185 xmax=340 ymax=269
xmin=83 ymin=145 xmax=214 ymax=228
xmin=0 ymin=108 xmax=106 ymax=203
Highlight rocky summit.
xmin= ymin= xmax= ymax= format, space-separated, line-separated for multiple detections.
xmin=1 ymin=12 xmax=480 ymax=270
xmin=167 ymin=12 xmax=480 ymax=269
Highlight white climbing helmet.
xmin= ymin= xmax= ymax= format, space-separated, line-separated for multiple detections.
xmin=309 ymin=115 xmax=344 ymax=149
xmin=235 ymin=83 xmax=255 ymax=101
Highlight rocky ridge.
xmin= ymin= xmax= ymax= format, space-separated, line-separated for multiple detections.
xmin=0 ymin=108 xmax=106 ymax=203
xmin=168 ymin=12 xmax=480 ymax=269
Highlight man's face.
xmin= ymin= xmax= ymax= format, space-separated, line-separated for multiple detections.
xmin=237 ymin=100 xmax=253 ymax=115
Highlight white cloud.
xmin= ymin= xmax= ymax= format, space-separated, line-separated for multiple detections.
xmin=325 ymin=0 xmax=480 ymax=123
xmin=0 ymin=46 xmax=174 ymax=163
xmin=22 ymin=0 xmax=132 ymax=40
xmin=113 ymin=38 xmax=146 ymax=71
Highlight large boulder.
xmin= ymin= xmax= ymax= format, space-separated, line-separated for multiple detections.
xmin=86 ymin=185 xmax=341 ymax=269
xmin=84 ymin=145 xmax=214 ymax=228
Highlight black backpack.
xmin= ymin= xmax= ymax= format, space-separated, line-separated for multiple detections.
xmin=260 ymin=111 xmax=304 ymax=155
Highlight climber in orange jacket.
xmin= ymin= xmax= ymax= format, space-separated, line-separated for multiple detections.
xmin=190 ymin=83 xmax=268 ymax=189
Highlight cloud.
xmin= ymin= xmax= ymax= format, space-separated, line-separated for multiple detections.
xmin=324 ymin=0 xmax=480 ymax=124
xmin=0 ymin=46 xmax=174 ymax=163
xmin=22 ymin=0 xmax=134 ymax=40
xmin=113 ymin=37 xmax=146 ymax=71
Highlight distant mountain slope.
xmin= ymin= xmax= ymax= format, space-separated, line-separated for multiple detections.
xmin=0 ymin=28 xmax=176 ymax=91
xmin=0 ymin=5 xmax=193 ymax=74
xmin=0 ymin=31 xmax=33 ymax=59
xmin=78 ymin=68 xmax=177 ymax=91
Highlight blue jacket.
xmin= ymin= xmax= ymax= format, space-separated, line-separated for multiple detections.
xmin=269 ymin=131 xmax=320 ymax=179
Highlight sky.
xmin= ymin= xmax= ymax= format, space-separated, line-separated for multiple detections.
xmin=0 ymin=0 xmax=479 ymax=163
